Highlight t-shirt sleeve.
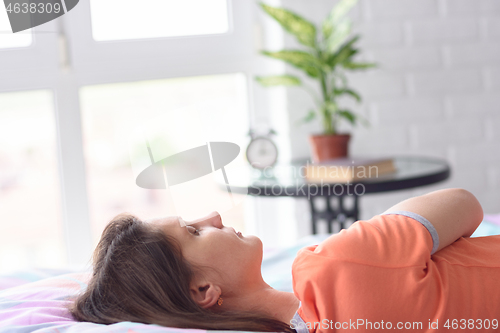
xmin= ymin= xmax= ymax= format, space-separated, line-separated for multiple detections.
xmin=382 ymin=210 xmax=439 ymax=254
xmin=292 ymin=211 xmax=440 ymax=328
xmin=296 ymin=211 xmax=438 ymax=267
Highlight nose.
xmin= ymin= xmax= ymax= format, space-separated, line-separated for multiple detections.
xmin=184 ymin=211 xmax=223 ymax=229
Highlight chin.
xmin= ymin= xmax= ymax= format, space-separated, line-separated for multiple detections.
xmin=240 ymin=234 xmax=263 ymax=258
xmin=250 ymin=235 xmax=264 ymax=260
xmin=246 ymin=234 xmax=263 ymax=247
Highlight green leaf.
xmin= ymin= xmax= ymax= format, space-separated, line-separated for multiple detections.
xmin=261 ymin=50 xmax=321 ymax=78
xmin=322 ymin=0 xmax=358 ymax=40
xmin=303 ymin=109 xmax=317 ymax=122
xmin=331 ymin=88 xmax=362 ymax=102
xmin=338 ymin=109 xmax=356 ymax=125
xmin=260 ymin=4 xmax=317 ymax=48
xmin=255 ymin=75 xmax=301 ymax=87
xmin=326 ymin=35 xmax=360 ymax=68
xmin=331 ymin=0 xmax=359 ymax=23
xmin=337 ymin=47 xmax=358 ymax=65
xmin=343 ymin=62 xmax=377 ymax=70
xmin=295 ymin=110 xmax=317 ymax=126
xmin=331 ymin=87 xmax=343 ymax=97
xmin=324 ymin=19 xmax=352 ymax=54
xmin=343 ymin=89 xmax=362 ymax=103
xmin=323 ymin=100 xmax=338 ymax=115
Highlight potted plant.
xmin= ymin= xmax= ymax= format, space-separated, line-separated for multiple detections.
xmin=256 ymin=0 xmax=376 ymax=162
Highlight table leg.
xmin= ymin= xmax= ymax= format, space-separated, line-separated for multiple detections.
xmin=309 ymin=194 xmax=360 ymax=234
xmin=309 ymin=198 xmax=317 ymax=235
xmin=325 ymin=197 xmax=333 ymax=234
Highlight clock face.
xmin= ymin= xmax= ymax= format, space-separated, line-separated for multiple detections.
xmin=246 ymin=137 xmax=278 ymax=169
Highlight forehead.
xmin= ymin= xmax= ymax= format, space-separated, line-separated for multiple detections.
xmin=147 ymin=216 xmax=183 ymax=229
xmin=147 ymin=216 xmax=188 ymax=242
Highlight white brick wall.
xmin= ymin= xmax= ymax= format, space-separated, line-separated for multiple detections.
xmin=411 ymin=69 xmax=483 ymax=96
xmin=488 ymin=67 xmax=500 ymax=90
xmin=256 ymin=0 xmax=500 ymax=236
xmin=357 ymin=22 xmax=405 ymax=46
xmin=369 ymin=47 xmax=442 ymax=70
xmin=444 ymin=0 xmax=500 ymax=16
xmin=449 ymin=94 xmax=500 ymax=116
xmin=487 ymin=18 xmax=500 ymax=39
xmin=366 ymin=0 xmax=439 ymax=19
xmin=410 ymin=18 xmax=479 ymax=45
xmin=448 ymin=44 xmax=500 ymax=66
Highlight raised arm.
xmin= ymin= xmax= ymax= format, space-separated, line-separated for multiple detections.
xmin=383 ymin=188 xmax=484 ymax=252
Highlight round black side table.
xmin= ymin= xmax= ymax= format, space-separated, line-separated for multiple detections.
xmin=221 ymin=156 xmax=450 ymax=234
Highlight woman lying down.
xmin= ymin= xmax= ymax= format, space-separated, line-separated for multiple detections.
xmin=70 ymin=188 xmax=500 ymax=333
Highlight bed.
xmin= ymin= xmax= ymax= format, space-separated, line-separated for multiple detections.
xmin=2 ymin=215 xmax=500 ymax=333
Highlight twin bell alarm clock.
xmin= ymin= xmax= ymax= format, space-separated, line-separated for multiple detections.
xmin=245 ymin=129 xmax=278 ymax=170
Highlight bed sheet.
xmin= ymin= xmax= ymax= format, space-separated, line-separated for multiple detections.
xmin=0 ymin=234 xmax=329 ymax=333
xmin=1 ymin=218 xmax=500 ymax=333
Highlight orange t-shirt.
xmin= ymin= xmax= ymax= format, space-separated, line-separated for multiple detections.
xmin=291 ymin=212 xmax=500 ymax=332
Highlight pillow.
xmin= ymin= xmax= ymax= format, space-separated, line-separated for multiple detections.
xmin=2 ymin=224 xmax=499 ymax=333
xmin=0 ymin=272 xmax=85 ymax=332
xmin=0 ymin=268 xmax=74 ymax=291
xmin=0 ymin=272 xmax=209 ymax=333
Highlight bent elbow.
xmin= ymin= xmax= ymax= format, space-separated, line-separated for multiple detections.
xmin=453 ymin=188 xmax=484 ymax=231
xmin=457 ymin=188 xmax=483 ymax=216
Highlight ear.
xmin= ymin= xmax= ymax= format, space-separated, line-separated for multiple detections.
xmin=190 ymin=281 xmax=221 ymax=309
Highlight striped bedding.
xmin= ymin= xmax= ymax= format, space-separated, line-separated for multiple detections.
xmin=1 ymin=216 xmax=500 ymax=333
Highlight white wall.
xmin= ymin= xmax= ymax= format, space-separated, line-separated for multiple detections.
xmin=254 ymin=0 xmax=500 ymax=242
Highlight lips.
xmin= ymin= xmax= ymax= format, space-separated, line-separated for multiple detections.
xmin=227 ymin=226 xmax=240 ymax=237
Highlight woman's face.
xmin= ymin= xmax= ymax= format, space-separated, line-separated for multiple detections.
xmin=150 ymin=212 xmax=263 ymax=286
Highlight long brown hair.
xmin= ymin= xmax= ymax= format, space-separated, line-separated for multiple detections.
xmin=70 ymin=214 xmax=295 ymax=332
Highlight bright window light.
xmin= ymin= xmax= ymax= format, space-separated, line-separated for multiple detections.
xmin=89 ymin=0 xmax=229 ymax=42
xmin=0 ymin=90 xmax=65 ymax=274
xmin=0 ymin=5 xmax=32 ymax=49
xmin=80 ymin=73 xmax=248 ymax=244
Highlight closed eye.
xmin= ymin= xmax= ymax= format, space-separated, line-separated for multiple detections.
xmin=187 ymin=226 xmax=200 ymax=236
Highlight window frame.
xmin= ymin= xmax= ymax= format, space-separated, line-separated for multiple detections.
xmin=0 ymin=0 xmax=258 ymax=268
xmin=63 ymin=0 xmax=254 ymax=84
xmin=0 ymin=21 xmax=59 ymax=73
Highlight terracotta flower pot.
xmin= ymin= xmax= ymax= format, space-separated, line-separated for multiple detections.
xmin=309 ymin=134 xmax=351 ymax=163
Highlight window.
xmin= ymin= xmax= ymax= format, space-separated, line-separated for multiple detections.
xmin=0 ymin=90 xmax=64 ymax=273
xmin=0 ymin=0 xmax=256 ymax=269
xmin=80 ymin=73 xmax=248 ymax=242
xmin=0 ymin=10 xmax=32 ymax=49
xmin=65 ymin=0 xmax=252 ymax=77
xmin=90 ymin=0 xmax=229 ymax=41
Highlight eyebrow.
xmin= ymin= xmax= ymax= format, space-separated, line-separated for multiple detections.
xmin=158 ymin=217 xmax=187 ymax=238
xmin=177 ymin=217 xmax=197 ymax=233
